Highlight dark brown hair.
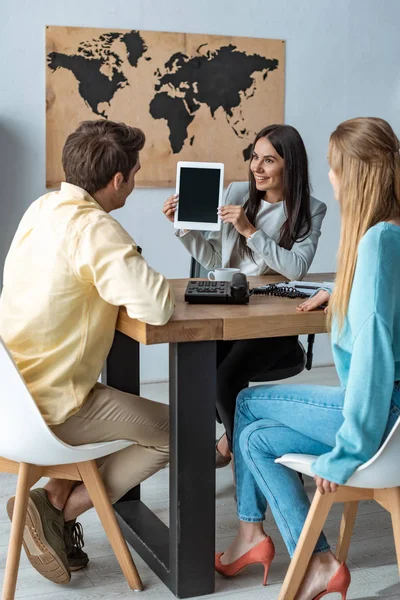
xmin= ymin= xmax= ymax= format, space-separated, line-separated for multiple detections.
xmin=62 ymin=120 xmax=145 ymax=195
xmin=238 ymin=124 xmax=312 ymax=260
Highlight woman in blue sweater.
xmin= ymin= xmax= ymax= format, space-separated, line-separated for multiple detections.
xmin=216 ymin=117 xmax=400 ymax=600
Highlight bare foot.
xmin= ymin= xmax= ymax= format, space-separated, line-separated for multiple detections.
xmin=220 ymin=523 xmax=267 ymax=565
xmin=295 ymin=551 xmax=341 ymax=600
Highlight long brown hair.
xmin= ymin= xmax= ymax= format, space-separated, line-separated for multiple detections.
xmin=328 ymin=117 xmax=400 ymax=330
xmin=238 ymin=124 xmax=312 ymax=260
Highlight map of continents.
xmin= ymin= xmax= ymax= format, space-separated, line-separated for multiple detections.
xmin=46 ymin=27 xmax=285 ymax=186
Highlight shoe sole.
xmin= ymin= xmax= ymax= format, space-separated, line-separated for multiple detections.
xmin=7 ymin=496 xmax=71 ymax=584
xmin=216 ymin=456 xmax=231 ymax=469
xmin=69 ymin=564 xmax=88 ymax=571
xmin=69 ymin=559 xmax=89 ymax=572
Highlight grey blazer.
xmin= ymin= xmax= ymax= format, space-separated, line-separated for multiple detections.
xmin=176 ymin=182 xmax=327 ymax=280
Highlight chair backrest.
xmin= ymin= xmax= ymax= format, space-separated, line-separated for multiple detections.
xmin=0 ymin=337 xmax=71 ymax=464
xmin=190 ymin=252 xmax=209 ymax=279
xmin=348 ymin=412 xmax=400 ymax=487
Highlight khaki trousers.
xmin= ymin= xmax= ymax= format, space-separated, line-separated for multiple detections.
xmin=51 ymin=383 xmax=169 ymax=503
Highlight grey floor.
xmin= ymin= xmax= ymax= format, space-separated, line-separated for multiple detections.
xmin=1 ymin=367 xmax=399 ymax=599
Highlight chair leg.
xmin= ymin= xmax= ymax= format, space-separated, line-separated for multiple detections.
xmin=387 ymin=487 xmax=400 ymax=575
xmin=2 ymin=463 xmax=41 ymax=600
xmin=77 ymin=460 xmax=143 ymax=591
xmin=278 ymin=490 xmax=335 ymax=600
xmin=336 ymin=501 xmax=358 ymax=562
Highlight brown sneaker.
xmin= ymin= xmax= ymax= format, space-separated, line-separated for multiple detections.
xmin=64 ymin=519 xmax=89 ymax=571
xmin=7 ymin=488 xmax=70 ymax=584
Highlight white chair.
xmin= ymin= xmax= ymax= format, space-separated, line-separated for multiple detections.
xmin=275 ymin=416 xmax=400 ymax=600
xmin=0 ymin=337 xmax=143 ymax=600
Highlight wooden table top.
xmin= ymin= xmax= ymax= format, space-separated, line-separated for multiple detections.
xmin=116 ymin=273 xmax=334 ymax=345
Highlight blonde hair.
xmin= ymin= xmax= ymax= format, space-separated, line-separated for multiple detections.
xmin=328 ymin=117 xmax=400 ymax=330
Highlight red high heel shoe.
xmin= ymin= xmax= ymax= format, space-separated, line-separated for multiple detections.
xmin=312 ymin=562 xmax=351 ymax=600
xmin=215 ymin=536 xmax=275 ymax=586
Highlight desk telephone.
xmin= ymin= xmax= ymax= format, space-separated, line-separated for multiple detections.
xmin=185 ymin=274 xmax=309 ymax=304
xmin=185 ymin=273 xmax=250 ymax=304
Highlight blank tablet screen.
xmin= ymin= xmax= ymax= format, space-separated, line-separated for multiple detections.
xmin=178 ymin=168 xmax=221 ymax=223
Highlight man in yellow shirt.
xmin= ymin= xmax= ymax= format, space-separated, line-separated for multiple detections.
xmin=0 ymin=120 xmax=174 ymax=583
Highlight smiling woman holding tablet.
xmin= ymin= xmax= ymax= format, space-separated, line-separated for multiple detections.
xmin=162 ymin=124 xmax=327 ymax=470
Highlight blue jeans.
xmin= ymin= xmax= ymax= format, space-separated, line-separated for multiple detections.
xmin=234 ymin=382 xmax=400 ymax=557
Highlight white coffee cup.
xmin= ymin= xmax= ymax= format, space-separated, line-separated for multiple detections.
xmin=208 ymin=268 xmax=241 ymax=282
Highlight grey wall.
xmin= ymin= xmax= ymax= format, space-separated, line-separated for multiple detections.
xmin=1 ymin=0 xmax=399 ymax=381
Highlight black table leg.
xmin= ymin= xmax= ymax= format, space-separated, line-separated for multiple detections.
xmin=169 ymin=341 xmax=217 ymax=597
xmin=107 ymin=332 xmax=217 ymax=598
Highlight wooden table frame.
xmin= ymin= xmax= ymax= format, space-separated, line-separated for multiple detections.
xmin=106 ymin=274 xmax=332 ymax=598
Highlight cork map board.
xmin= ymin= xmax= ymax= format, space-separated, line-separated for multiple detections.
xmin=46 ymin=26 xmax=285 ymax=188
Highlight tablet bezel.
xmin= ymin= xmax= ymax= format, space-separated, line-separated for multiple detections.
xmin=174 ymin=161 xmax=224 ymax=231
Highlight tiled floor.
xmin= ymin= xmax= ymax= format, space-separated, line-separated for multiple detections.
xmin=1 ymin=367 xmax=399 ymax=599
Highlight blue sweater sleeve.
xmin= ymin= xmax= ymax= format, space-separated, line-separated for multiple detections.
xmin=312 ymin=313 xmax=394 ymax=483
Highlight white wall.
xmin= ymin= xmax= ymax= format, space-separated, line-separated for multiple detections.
xmin=1 ymin=0 xmax=400 ymax=381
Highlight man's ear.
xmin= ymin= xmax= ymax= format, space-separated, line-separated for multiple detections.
xmin=112 ymin=172 xmax=125 ymax=190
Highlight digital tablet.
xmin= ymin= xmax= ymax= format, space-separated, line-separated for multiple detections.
xmin=174 ymin=161 xmax=224 ymax=231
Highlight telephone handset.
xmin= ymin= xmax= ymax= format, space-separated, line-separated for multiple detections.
xmin=230 ymin=273 xmax=250 ymax=302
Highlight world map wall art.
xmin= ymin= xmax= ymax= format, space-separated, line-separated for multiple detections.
xmin=46 ymin=26 xmax=285 ymax=187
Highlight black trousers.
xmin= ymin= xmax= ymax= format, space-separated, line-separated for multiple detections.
xmin=216 ymin=336 xmax=298 ymax=451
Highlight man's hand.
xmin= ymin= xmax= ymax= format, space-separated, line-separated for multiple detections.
xmin=296 ymin=290 xmax=330 ymax=314
xmin=218 ymin=205 xmax=257 ymax=238
xmin=314 ymin=476 xmax=339 ymax=494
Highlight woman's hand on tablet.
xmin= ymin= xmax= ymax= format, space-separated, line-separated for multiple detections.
xmin=218 ymin=205 xmax=257 ymax=238
xmin=163 ymin=194 xmax=179 ymax=223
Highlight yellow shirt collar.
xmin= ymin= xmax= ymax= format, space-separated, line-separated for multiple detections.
xmin=59 ymin=182 xmax=105 ymax=212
